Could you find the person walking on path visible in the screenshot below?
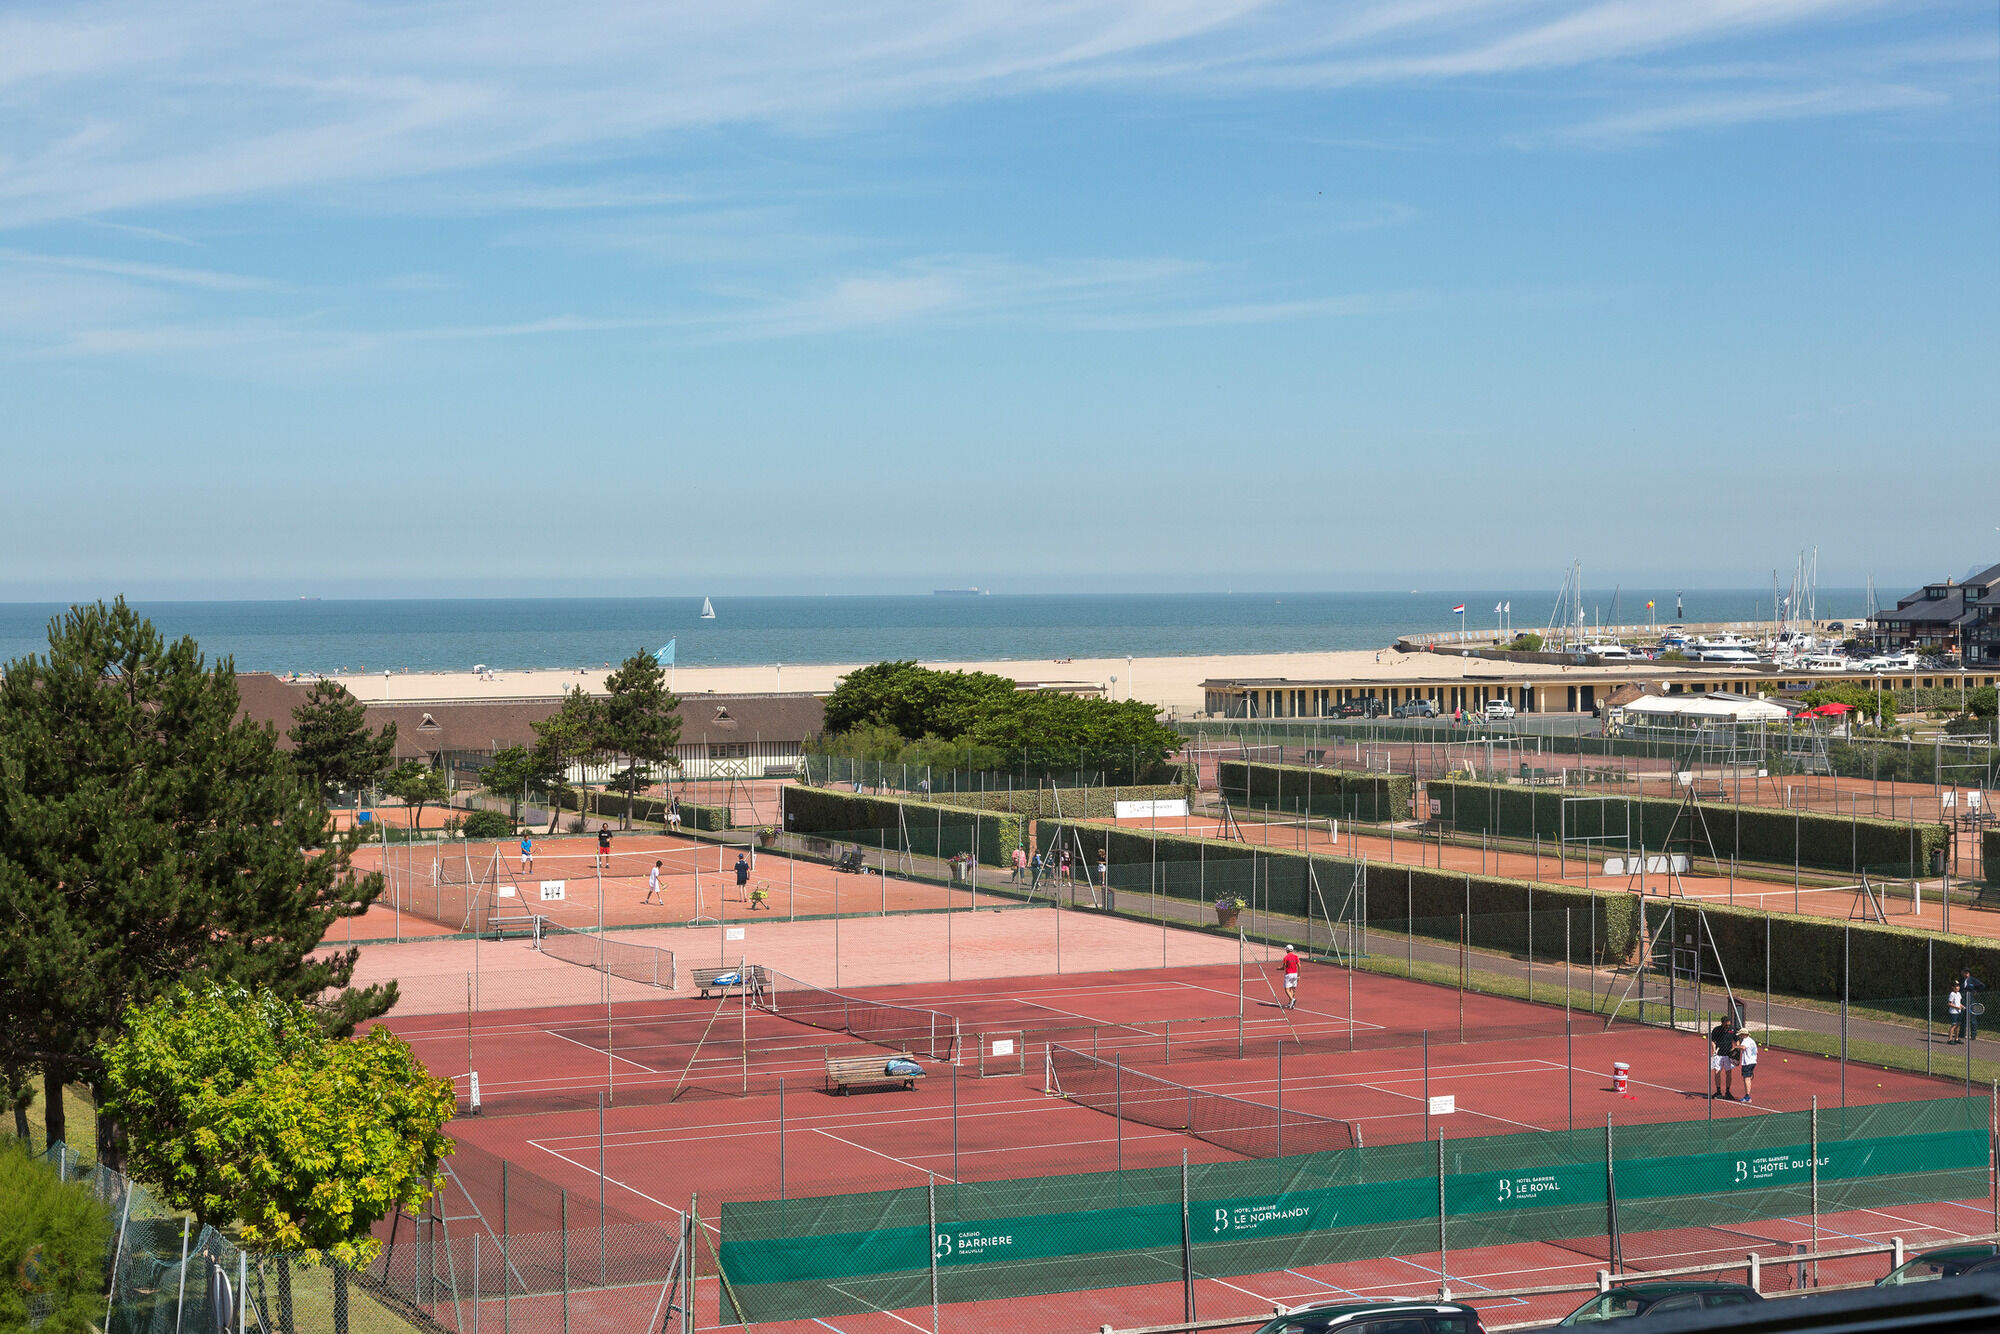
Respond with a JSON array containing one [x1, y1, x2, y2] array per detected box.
[[1096, 850, 1108, 897], [1059, 849, 1072, 885], [596, 824, 612, 871], [1279, 944, 1301, 1009], [1961, 968, 1986, 1042], [1709, 1016, 1739, 1099], [734, 852, 751, 900], [1012, 846, 1027, 885], [1949, 981, 1967, 1044], [667, 800, 682, 832], [519, 835, 534, 874], [1733, 1030, 1759, 1104], [643, 859, 663, 905], [1030, 850, 1045, 892]]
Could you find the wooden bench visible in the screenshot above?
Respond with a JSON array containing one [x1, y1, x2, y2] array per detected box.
[[825, 1051, 926, 1094], [489, 914, 542, 941], [692, 965, 770, 1000]]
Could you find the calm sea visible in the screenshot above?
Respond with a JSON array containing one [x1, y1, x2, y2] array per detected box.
[[0, 590, 1869, 675]]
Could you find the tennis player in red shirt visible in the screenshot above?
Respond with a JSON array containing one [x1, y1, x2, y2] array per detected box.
[[1279, 945, 1300, 1009]]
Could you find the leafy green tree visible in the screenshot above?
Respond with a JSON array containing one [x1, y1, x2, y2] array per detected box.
[[381, 759, 450, 834], [600, 649, 682, 828], [460, 809, 515, 839], [100, 984, 454, 1334], [531, 687, 604, 830], [1969, 686, 1998, 720], [481, 744, 549, 820], [287, 679, 397, 802], [0, 599, 392, 1156], [0, 1140, 112, 1334], [823, 661, 1017, 739], [1799, 682, 1893, 726], [1503, 632, 1545, 652]]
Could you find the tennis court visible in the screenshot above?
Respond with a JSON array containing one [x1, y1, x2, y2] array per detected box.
[[364, 907, 1994, 1334], [342, 829, 1018, 941]]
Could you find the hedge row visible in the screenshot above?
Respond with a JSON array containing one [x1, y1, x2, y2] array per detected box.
[[1041, 824, 1640, 968], [554, 789, 733, 830], [779, 786, 1024, 867], [919, 783, 1190, 820], [1218, 761, 1415, 822], [1424, 778, 1950, 876], [1640, 897, 2000, 1011], [1988, 827, 2000, 885]]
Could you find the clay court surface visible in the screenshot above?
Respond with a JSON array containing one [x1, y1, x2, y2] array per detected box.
[[334, 831, 1018, 944], [360, 907, 1990, 1333]]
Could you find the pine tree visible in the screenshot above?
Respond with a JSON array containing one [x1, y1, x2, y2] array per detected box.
[[0, 600, 394, 1158], [288, 678, 397, 802], [601, 649, 681, 828]]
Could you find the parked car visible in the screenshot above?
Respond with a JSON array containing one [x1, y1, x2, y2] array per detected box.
[[1395, 698, 1440, 719], [1878, 1243, 2000, 1286], [1547, 1281, 1762, 1325], [1482, 699, 1517, 720], [1337, 698, 1387, 718], [1251, 1299, 1485, 1334]]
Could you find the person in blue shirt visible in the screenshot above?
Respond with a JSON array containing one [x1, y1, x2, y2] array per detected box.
[[519, 835, 533, 873]]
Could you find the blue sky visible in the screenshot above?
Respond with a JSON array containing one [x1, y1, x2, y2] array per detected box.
[[2, 1, 1995, 598]]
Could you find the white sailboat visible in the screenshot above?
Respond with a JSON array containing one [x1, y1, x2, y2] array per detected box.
[[700, 597, 715, 620]]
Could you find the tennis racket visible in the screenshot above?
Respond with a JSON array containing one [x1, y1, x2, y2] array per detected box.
[[1971, 1002, 1986, 1016]]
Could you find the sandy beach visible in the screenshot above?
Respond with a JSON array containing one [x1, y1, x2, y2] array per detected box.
[[319, 646, 1650, 715]]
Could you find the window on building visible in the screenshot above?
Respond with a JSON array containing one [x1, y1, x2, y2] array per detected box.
[[710, 742, 751, 759]]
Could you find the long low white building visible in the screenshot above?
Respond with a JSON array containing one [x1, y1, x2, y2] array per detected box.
[[1610, 693, 1794, 726]]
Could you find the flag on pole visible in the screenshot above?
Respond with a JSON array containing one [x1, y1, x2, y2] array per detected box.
[[1646, 601, 1654, 610], [1503, 602, 1511, 614], [656, 639, 676, 665], [1494, 602, 1503, 614], [1452, 604, 1465, 616]]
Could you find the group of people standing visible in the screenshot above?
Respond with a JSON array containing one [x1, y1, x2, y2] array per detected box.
[[1707, 1013, 1760, 1104]]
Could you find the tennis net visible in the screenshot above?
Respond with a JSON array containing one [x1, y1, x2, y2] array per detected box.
[[760, 970, 958, 1060], [1045, 1044, 1363, 1156], [539, 923, 679, 992]]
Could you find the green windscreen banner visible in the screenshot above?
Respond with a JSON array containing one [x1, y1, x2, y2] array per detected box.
[[719, 1096, 1991, 1323]]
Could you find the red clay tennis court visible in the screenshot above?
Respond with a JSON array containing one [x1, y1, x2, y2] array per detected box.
[[366, 915, 1995, 1334]]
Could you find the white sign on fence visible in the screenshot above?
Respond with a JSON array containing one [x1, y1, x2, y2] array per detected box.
[[497, 886, 516, 898], [1114, 799, 1188, 820], [1428, 1095, 1455, 1115], [726, 927, 745, 941], [1429, 798, 1442, 818], [990, 1038, 1016, 1057], [469, 1071, 481, 1114], [539, 880, 566, 901]]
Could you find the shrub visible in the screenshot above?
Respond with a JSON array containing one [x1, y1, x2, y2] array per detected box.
[[0, 1142, 112, 1334], [460, 809, 515, 839]]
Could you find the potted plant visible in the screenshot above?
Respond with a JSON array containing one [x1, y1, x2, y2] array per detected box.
[[1214, 896, 1246, 927], [755, 825, 778, 848]]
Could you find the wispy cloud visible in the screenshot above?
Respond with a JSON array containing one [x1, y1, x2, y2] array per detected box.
[[1550, 81, 1944, 142], [0, 247, 281, 291], [0, 0, 1970, 228]]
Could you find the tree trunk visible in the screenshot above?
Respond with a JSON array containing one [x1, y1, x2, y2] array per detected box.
[[5, 1063, 29, 1140], [278, 1258, 297, 1334], [42, 1062, 65, 1147], [94, 1085, 127, 1172]]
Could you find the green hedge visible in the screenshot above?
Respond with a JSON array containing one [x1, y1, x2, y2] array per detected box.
[[922, 783, 1190, 820], [1218, 761, 1414, 822], [1987, 828, 2000, 885], [1641, 898, 2000, 1018], [553, 789, 733, 830], [1045, 825, 1639, 967], [780, 786, 1023, 867], [1424, 778, 1949, 876]]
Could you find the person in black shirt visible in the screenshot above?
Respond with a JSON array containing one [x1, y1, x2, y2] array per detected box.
[[1962, 969, 1986, 1042], [1709, 1017, 1739, 1100], [596, 824, 612, 870]]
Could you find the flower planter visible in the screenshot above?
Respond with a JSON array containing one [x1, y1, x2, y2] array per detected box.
[[1215, 903, 1241, 928]]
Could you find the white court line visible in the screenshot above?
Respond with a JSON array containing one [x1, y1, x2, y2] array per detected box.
[[823, 1286, 930, 1334], [543, 1025, 660, 1073], [813, 1126, 945, 1181], [526, 1140, 685, 1214]]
